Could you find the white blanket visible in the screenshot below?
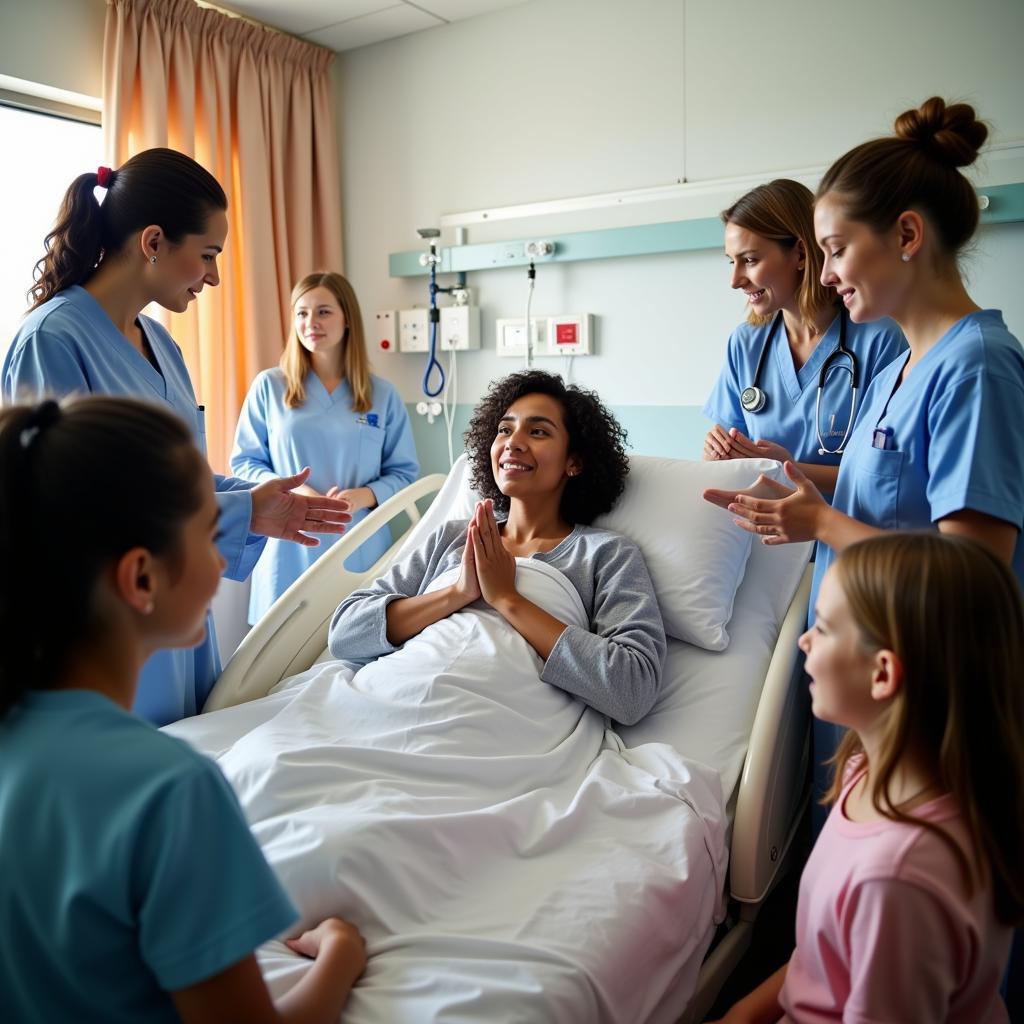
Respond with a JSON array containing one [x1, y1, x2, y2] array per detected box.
[[168, 559, 728, 1023]]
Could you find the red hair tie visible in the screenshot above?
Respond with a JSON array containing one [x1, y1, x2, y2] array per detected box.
[[96, 166, 112, 188]]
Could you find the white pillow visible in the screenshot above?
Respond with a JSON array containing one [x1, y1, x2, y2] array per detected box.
[[402, 453, 778, 652], [594, 455, 781, 651]]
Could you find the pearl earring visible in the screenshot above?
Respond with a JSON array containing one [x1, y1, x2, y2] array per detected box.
[[901, 253, 911, 263], [150, 255, 157, 264]]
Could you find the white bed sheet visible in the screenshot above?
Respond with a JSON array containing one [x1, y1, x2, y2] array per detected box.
[[170, 557, 729, 1023]]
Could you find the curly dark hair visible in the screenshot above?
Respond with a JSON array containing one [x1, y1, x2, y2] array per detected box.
[[463, 370, 629, 525]]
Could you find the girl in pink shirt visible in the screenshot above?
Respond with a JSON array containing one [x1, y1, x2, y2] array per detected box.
[[709, 532, 1024, 1023]]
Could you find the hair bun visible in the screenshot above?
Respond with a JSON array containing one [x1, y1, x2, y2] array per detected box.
[[894, 97, 988, 168]]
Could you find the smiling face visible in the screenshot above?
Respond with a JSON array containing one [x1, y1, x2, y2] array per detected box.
[[815, 192, 908, 323], [293, 286, 347, 357], [724, 222, 803, 318], [489, 392, 581, 504], [798, 567, 883, 731], [151, 208, 227, 314]]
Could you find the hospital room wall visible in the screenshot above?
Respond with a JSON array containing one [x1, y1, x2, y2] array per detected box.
[[337, 0, 1024, 475]]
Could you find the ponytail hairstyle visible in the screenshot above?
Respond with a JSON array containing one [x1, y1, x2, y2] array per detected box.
[[280, 272, 372, 413], [0, 396, 208, 717], [826, 533, 1024, 926], [721, 179, 837, 330], [816, 97, 988, 264], [29, 148, 227, 310]]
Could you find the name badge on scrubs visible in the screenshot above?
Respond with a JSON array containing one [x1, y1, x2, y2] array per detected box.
[[872, 426, 894, 450], [358, 412, 380, 428]]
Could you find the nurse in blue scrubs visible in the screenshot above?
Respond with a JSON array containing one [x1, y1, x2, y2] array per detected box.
[[704, 99, 1024, 845], [704, 179, 905, 494], [231, 271, 418, 624], [2, 149, 352, 725]]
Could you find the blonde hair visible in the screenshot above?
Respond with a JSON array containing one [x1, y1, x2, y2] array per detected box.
[[721, 179, 837, 331], [280, 272, 372, 412], [826, 533, 1024, 925]]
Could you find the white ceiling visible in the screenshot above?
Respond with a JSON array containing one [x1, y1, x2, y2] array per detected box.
[[212, 0, 530, 52]]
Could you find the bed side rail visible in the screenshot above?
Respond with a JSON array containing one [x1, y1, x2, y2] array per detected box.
[[204, 473, 447, 713], [729, 562, 812, 905]]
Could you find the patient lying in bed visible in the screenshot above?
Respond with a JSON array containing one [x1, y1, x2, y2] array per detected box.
[[168, 372, 724, 1023], [329, 370, 666, 725]]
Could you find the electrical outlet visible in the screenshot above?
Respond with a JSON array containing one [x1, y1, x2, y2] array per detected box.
[[496, 316, 548, 357]]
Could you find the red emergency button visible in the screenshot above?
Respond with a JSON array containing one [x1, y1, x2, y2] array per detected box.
[[380, 339, 391, 350], [555, 322, 578, 346]]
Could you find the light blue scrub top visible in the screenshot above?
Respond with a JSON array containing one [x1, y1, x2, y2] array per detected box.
[[231, 368, 419, 623], [704, 313, 906, 465], [810, 309, 1024, 616], [2, 286, 266, 724], [0, 689, 297, 1023]]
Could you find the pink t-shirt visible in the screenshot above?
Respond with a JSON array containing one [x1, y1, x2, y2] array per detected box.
[[779, 759, 1011, 1023]]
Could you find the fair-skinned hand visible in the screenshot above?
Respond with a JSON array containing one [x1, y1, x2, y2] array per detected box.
[[703, 424, 735, 460], [703, 461, 826, 545], [250, 467, 352, 545], [724, 427, 793, 464], [703, 425, 793, 464], [470, 499, 518, 606], [327, 485, 378, 513]]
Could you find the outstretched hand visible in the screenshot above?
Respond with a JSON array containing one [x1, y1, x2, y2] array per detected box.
[[470, 499, 518, 606], [250, 467, 353, 546], [702, 460, 826, 545]]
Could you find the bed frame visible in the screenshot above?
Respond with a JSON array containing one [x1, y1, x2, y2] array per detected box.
[[205, 473, 811, 1022]]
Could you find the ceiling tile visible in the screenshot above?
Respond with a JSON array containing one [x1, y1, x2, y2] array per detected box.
[[215, 0, 394, 37], [413, 0, 529, 22], [305, 5, 444, 51]]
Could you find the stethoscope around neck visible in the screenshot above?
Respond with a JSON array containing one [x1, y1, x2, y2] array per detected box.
[[739, 307, 860, 456]]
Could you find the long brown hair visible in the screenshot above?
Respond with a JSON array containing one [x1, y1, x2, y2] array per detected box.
[[280, 272, 372, 413], [29, 148, 227, 310], [816, 97, 988, 264], [826, 533, 1024, 925], [721, 178, 837, 330]]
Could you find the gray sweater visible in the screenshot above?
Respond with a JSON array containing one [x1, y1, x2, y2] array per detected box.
[[328, 519, 667, 725]]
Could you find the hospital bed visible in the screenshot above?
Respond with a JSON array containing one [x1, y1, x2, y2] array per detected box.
[[191, 454, 813, 1023]]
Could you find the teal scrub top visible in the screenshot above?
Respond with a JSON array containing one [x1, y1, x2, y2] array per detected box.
[[0, 689, 297, 1022]]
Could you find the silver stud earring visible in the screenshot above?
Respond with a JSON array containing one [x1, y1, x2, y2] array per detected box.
[[150, 255, 157, 264], [901, 253, 911, 263]]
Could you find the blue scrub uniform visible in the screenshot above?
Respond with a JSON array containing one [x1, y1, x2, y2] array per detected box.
[[2, 285, 266, 725], [810, 309, 1024, 826], [231, 368, 418, 623], [704, 314, 906, 464]]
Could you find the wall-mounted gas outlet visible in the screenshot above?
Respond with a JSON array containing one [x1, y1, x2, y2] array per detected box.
[[440, 306, 481, 351], [398, 309, 430, 353], [496, 316, 548, 357]]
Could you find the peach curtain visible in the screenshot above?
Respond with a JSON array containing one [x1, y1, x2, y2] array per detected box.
[[102, 0, 344, 471]]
